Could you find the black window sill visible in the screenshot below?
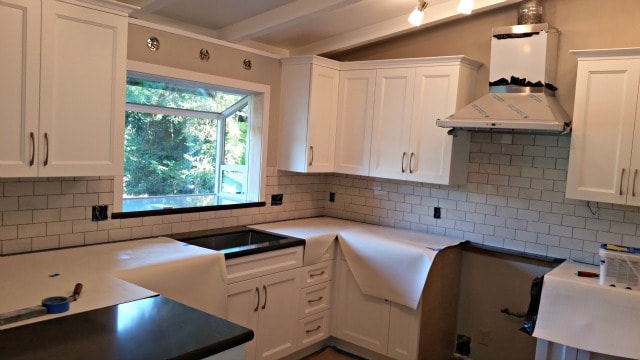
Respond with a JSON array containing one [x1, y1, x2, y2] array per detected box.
[[111, 201, 266, 219]]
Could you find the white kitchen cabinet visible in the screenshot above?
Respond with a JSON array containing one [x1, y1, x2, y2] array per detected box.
[[278, 57, 340, 173], [226, 247, 303, 360], [334, 69, 376, 175], [0, 0, 40, 177], [296, 244, 335, 351], [332, 258, 391, 355], [369, 67, 416, 180], [535, 340, 627, 360], [369, 60, 478, 184], [0, 0, 127, 177], [566, 48, 640, 205], [332, 246, 462, 360]]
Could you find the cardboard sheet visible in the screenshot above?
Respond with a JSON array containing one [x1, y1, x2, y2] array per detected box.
[[534, 260, 640, 359], [0, 237, 227, 329]]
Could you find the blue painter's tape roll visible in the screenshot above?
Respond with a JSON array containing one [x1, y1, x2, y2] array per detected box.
[[42, 296, 70, 314]]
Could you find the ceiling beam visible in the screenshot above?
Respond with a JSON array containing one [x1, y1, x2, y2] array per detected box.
[[291, 0, 521, 55], [217, 0, 362, 43], [130, 0, 181, 18]]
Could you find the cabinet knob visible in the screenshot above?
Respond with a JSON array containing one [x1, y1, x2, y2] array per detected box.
[[401, 152, 407, 173], [308, 146, 314, 167]]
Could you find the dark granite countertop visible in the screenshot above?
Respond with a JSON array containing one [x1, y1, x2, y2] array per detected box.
[[171, 226, 306, 259], [0, 295, 253, 360]]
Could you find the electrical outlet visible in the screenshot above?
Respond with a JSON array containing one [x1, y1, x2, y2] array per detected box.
[[477, 328, 490, 346], [91, 205, 109, 221], [329, 192, 335, 202], [271, 194, 283, 206]]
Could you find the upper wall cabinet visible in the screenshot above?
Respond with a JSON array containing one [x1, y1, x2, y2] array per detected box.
[[566, 48, 640, 205], [0, 0, 127, 177], [334, 69, 376, 176], [278, 56, 480, 185], [368, 59, 479, 184], [278, 57, 340, 173]]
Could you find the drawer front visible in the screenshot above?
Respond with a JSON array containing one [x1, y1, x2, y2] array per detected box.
[[226, 246, 303, 284], [301, 260, 333, 288], [297, 310, 331, 350], [299, 281, 331, 318]]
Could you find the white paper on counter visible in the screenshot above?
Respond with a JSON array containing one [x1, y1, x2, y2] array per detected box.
[[250, 217, 356, 265], [533, 260, 640, 359], [0, 237, 227, 329], [338, 227, 462, 309]]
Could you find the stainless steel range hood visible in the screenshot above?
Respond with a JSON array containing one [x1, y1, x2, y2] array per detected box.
[[436, 23, 571, 134]]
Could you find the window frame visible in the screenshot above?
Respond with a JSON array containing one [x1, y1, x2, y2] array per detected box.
[[112, 60, 270, 217]]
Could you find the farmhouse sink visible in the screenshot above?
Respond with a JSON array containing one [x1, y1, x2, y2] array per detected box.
[[175, 228, 305, 259]]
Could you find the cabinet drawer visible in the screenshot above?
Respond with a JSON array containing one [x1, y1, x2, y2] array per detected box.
[[299, 281, 331, 318], [226, 246, 303, 284], [301, 260, 333, 288], [297, 310, 331, 350]]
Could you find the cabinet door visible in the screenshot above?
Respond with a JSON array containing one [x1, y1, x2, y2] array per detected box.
[[627, 91, 640, 207], [306, 65, 339, 172], [388, 302, 420, 360], [332, 259, 390, 354], [39, 1, 126, 177], [227, 278, 261, 360], [0, 0, 40, 177], [369, 68, 415, 179], [408, 66, 470, 185], [334, 69, 376, 175], [255, 268, 301, 360], [566, 58, 640, 204]]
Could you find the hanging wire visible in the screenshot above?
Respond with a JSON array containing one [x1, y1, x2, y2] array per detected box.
[[586, 201, 598, 216]]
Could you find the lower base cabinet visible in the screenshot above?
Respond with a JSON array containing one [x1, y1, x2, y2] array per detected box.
[[332, 246, 462, 360], [332, 258, 414, 359], [226, 247, 303, 360]]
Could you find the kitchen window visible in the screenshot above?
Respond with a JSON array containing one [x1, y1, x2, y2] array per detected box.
[[113, 61, 270, 217]]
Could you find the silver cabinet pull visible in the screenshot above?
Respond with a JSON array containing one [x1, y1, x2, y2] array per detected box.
[[409, 152, 415, 173], [401, 152, 407, 173], [305, 325, 321, 334], [43, 133, 49, 166], [308, 146, 314, 166], [620, 168, 626, 195], [29, 132, 35, 166], [308, 296, 323, 304], [261, 285, 267, 310], [309, 270, 325, 278], [633, 169, 638, 197], [254, 287, 260, 312]]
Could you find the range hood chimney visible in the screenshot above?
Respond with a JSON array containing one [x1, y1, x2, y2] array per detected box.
[[436, 21, 572, 134]]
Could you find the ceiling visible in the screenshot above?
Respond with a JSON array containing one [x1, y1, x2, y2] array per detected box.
[[95, 0, 521, 56]]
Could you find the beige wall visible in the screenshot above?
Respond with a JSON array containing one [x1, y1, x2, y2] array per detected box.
[[329, 0, 640, 121], [127, 24, 282, 166]]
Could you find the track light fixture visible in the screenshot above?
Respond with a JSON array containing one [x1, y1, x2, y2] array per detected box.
[[407, 0, 428, 26], [457, 0, 474, 14]]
